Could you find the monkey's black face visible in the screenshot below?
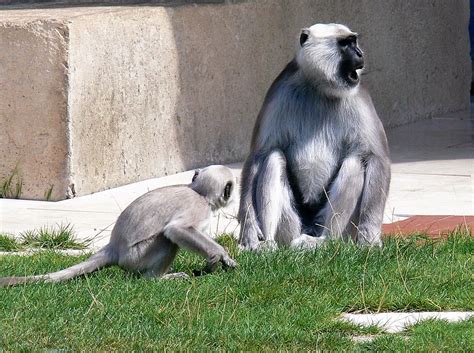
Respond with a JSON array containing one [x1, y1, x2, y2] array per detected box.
[[338, 35, 364, 86], [223, 182, 233, 201]]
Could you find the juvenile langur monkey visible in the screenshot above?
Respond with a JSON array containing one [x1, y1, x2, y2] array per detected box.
[[238, 23, 391, 250], [0, 165, 237, 287]]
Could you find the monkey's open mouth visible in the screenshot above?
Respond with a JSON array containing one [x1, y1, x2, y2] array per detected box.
[[348, 70, 359, 83]]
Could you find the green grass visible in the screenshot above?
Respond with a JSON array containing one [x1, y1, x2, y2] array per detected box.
[[43, 184, 54, 201], [0, 234, 23, 252], [0, 224, 87, 252], [0, 233, 472, 351], [360, 317, 474, 351], [0, 167, 22, 199], [1, 166, 54, 200]]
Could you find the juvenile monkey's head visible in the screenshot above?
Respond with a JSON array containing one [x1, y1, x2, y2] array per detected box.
[[296, 23, 364, 96], [190, 165, 236, 210]]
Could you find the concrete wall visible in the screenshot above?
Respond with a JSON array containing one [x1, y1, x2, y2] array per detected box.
[[0, 0, 224, 6], [0, 18, 71, 199], [0, 0, 470, 200]]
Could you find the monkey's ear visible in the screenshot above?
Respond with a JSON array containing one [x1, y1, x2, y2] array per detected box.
[[300, 29, 309, 46], [223, 182, 233, 201]]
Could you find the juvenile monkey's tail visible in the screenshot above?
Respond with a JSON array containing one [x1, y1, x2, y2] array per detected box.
[[0, 246, 116, 287]]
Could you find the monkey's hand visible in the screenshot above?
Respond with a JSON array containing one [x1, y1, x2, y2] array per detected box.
[[221, 254, 237, 270], [193, 252, 237, 276], [238, 221, 264, 251]]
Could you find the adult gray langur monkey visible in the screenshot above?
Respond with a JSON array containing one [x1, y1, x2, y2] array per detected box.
[[238, 23, 391, 251], [0, 165, 237, 287]]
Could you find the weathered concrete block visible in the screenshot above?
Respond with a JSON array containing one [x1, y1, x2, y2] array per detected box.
[[0, 1, 470, 200], [0, 18, 71, 200]]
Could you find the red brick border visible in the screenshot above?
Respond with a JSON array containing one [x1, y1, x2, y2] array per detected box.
[[382, 215, 474, 238]]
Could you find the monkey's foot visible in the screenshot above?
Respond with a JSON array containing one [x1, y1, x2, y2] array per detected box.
[[290, 234, 326, 250], [161, 272, 190, 280], [255, 240, 278, 252], [238, 239, 275, 252]]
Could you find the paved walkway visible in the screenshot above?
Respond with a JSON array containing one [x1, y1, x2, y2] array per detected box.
[[383, 215, 474, 237], [0, 109, 472, 249], [341, 312, 473, 334]]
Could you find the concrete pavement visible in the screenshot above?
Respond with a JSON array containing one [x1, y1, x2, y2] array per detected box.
[[0, 109, 472, 250], [341, 312, 473, 334]]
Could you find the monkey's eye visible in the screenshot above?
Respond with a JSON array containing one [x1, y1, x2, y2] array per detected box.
[[300, 30, 309, 46], [338, 35, 357, 47], [223, 182, 233, 200], [192, 170, 199, 182]]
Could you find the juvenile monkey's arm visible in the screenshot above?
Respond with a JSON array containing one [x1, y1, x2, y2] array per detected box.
[[163, 225, 237, 274]]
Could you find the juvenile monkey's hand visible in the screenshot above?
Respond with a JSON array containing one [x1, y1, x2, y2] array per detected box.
[[221, 254, 237, 270], [193, 252, 237, 276]]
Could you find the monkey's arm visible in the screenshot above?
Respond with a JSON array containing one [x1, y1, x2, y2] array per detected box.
[[357, 154, 391, 245], [163, 225, 237, 274], [238, 155, 265, 250]]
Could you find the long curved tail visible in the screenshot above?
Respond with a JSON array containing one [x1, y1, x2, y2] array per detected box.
[[0, 246, 116, 287]]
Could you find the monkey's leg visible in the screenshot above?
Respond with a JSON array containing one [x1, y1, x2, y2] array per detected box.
[[255, 149, 302, 248], [356, 155, 391, 246], [163, 225, 237, 275], [319, 156, 365, 240], [138, 238, 181, 278]]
